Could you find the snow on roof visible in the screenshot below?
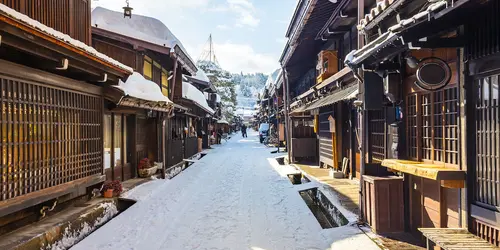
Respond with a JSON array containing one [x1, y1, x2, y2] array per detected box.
[[182, 81, 215, 115], [115, 72, 172, 103], [0, 4, 133, 73], [192, 68, 210, 83], [217, 119, 229, 124], [91, 7, 194, 67]]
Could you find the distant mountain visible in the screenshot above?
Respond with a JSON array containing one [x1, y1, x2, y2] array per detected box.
[[197, 60, 270, 120]]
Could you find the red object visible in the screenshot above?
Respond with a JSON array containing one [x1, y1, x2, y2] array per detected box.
[[102, 180, 123, 196], [138, 158, 150, 170], [104, 189, 114, 198]]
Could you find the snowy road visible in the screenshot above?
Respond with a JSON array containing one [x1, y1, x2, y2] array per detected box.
[[73, 132, 380, 250]]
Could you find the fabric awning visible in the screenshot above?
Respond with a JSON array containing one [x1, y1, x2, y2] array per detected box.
[[300, 84, 358, 112]]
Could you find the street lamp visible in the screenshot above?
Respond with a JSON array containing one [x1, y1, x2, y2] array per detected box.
[[123, 0, 133, 18]]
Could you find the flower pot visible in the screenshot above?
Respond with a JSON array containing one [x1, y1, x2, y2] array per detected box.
[[104, 189, 114, 198], [138, 165, 158, 178]]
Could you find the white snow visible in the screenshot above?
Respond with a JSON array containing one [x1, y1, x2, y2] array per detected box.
[[182, 81, 215, 114], [48, 202, 119, 250], [73, 132, 380, 250], [91, 7, 194, 66], [0, 4, 133, 73], [115, 72, 172, 104], [188, 68, 211, 83]]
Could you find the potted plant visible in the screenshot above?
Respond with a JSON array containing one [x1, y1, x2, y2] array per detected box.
[[102, 180, 123, 198], [138, 158, 158, 178]]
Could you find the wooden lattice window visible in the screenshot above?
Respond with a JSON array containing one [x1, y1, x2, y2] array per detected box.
[[0, 77, 103, 201], [475, 75, 500, 207], [405, 87, 459, 165], [407, 94, 418, 159], [369, 109, 385, 163]]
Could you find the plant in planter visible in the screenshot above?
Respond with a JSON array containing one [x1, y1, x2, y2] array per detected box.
[[102, 180, 123, 198], [138, 158, 158, 178]]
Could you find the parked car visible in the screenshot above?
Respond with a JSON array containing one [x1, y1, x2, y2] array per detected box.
[[259, 123, 270, 143]]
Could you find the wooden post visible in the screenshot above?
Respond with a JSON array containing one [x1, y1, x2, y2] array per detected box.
[[358, 0, 366, 222], [283, 67, 291, 160], [161, 117, 166, 179], [170, 57, 178, 101]]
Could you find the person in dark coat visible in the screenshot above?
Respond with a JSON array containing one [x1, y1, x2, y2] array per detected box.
[[241, 124, 247, 138]]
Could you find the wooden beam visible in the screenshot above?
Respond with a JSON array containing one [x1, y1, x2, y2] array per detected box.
[[0, 15, 130, 76], [0, 175, 105, 218]]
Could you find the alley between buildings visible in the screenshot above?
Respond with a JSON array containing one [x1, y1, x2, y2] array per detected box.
[[72, 131, 379, 250]]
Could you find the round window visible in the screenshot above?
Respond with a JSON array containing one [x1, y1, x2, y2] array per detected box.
[[415, 57, 451, 91]]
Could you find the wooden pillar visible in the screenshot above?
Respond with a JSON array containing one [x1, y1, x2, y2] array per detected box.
[[170, 57, 178, 101], [358, 0, 366, 222]]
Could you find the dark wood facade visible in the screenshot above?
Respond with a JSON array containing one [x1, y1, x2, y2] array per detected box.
[[0, 0, 92, 45], [0, 1, 130, 231]]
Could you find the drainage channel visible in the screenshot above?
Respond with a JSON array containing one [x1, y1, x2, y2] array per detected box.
[[1, 197, 137, 250], [299, 188, 348, 229]]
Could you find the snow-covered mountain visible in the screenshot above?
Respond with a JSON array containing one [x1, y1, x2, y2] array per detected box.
[[197, 60, 269, 120]]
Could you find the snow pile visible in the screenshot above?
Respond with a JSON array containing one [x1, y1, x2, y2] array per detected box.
[[0, 4, 132, 73], [48, 202, 119, 250], [188, 68, 210, 83], [91, 7, 194, 64], [121, 180, 166, 201], [116, 72, 172, 103], [182, 81, 215, 114]]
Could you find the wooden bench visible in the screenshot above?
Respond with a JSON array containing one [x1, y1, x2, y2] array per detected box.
[[419, 228, 499, 250]]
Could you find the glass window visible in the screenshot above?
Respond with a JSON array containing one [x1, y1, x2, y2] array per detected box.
[[104, 114, 112, 169], [161, 69, 169, 97], [143, 56, 152, 79], [114, 116, 122, 168]]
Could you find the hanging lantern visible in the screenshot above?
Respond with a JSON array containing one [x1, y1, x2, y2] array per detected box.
[[123, 0, 133, 18]]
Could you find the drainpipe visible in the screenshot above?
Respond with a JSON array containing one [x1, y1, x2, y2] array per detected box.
[[357, 0, 366, 223]]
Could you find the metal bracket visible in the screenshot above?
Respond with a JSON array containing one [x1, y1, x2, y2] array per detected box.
[[98, 73, 108, 83], [56, 58, 69, 70]]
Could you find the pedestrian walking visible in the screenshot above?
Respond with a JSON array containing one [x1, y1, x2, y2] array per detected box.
[[241, 124, 247, 138]]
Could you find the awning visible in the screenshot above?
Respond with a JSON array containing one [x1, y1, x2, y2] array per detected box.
[[182, 81, 215, 115], [381, 159, 466, 188], [345, 0, 449, 67], [292, 84, 358, 113], [112, 72, 173, 112]]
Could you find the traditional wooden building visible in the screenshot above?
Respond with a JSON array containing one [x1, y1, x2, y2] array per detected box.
[[280, 0, 364, 178], [90, 7, 198, 178], [0, 2, 133, 232], [345, 0, 500, 248]]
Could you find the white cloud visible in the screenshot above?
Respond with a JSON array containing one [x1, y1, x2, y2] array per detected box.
[[215, 42, 278, 73], [275, 38, 287, 44], [207, 0, 260, 28], [217, 24, 230, 30]]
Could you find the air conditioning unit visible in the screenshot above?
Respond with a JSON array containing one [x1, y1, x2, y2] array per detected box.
[[316, 50, 338, 84]]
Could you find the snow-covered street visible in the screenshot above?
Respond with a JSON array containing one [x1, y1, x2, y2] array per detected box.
[[73, 132, 380, 250]]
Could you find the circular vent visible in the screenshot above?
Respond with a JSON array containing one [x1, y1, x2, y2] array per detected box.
[[415, 57, 451, 91]]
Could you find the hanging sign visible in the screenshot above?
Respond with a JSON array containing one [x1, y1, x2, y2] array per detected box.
[[328, 115, 336, 133]]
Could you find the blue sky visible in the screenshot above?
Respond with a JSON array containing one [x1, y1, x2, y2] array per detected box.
[[92, 0, 297, 74]]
